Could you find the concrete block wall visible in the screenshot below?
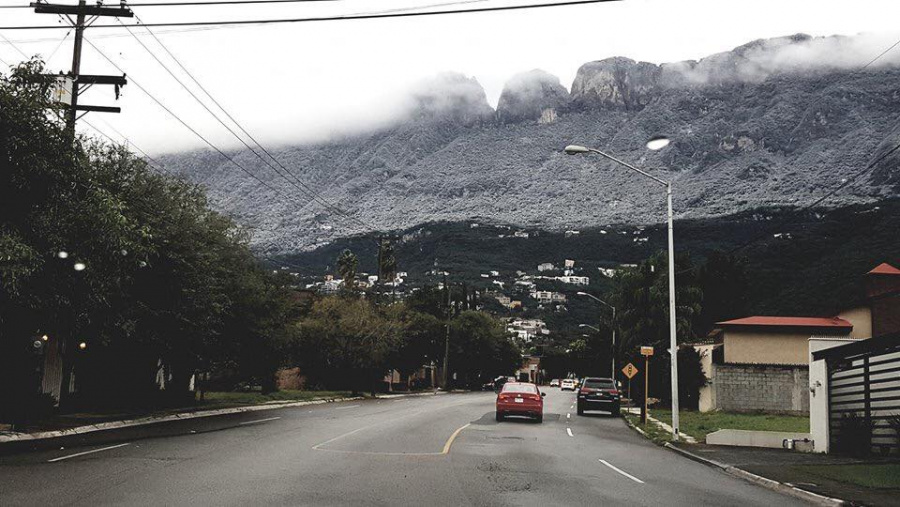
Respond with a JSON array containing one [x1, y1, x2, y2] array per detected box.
[[715, 364, 809, 414]]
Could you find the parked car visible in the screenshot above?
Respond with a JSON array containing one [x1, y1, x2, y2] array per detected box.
[[549, 379, 560, 387], [495, 382, 545, 422], [576, 377, 621, 415], [560, 379, 576, 391]]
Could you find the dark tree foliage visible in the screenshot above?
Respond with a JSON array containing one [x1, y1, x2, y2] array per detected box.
[[698, 251, 749, 335], [0, 61, 293, 420]]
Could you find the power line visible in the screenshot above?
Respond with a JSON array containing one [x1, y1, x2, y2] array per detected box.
[[118, 15, 379, 235], [0, 0, 622, 29], [81, 35, 324, 217], [0, 0, 340, 7]]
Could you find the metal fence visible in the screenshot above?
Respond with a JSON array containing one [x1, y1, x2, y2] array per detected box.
[[813, 332, 900, 455]]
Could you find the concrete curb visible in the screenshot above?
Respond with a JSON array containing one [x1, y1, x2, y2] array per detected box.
[[663, 443, 846, 506], [0, 396, 365, 444]]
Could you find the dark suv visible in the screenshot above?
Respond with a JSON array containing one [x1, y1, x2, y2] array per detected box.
[[576, 377, 620, 416]]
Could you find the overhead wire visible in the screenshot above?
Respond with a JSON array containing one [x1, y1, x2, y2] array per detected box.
[[0, 0, 341, 7], [0, 0, 623, 30], [117, 15, 380, 239]]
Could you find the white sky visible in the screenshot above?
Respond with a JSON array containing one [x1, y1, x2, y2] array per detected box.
[[2, 0, 900, 154]]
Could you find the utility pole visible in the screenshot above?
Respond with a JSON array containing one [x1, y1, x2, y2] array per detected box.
[[442, 274, 451, 390], [31, 0, 132, 137]]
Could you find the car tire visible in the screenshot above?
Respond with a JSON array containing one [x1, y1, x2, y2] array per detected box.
[[577, 404, 584, 416], [495, 411, 503, 422], [535, 414, 543, 423], [611, 404, 620, 416]]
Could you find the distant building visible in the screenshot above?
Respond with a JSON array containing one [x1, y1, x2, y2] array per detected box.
[[564, 259, 575, 268], [489, 270, 500, 277], [598, 267, 617, 278], [530, 291, 566, 304], [537, 263, 555, 272], [513, 231, 530, 239], [556, 275, 589, 286], [507, 318, 549, 343]]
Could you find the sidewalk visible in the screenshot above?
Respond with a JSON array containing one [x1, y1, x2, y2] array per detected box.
[[671, 443, 900, 506]]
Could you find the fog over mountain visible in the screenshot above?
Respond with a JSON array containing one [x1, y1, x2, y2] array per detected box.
[[161, 33, 900, 254]]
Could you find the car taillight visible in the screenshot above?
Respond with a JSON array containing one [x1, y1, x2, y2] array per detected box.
[[580, 388, 594, 394], [608, 389, 619, 395]]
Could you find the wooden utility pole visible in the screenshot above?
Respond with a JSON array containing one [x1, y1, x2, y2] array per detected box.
[[31, 1, 132, 136], [442, 274, 451, 389]]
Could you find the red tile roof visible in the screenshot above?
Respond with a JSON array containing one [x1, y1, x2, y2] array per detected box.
[[869, 263, 900, 275], [717, 316, 853, 329]]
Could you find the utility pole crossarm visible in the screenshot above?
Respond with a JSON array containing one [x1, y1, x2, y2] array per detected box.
[[32, 0, 133, 134], [31, 3, 134, 17]]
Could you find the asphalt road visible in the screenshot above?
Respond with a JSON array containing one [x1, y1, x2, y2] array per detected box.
[[0, 390, 808, 506]]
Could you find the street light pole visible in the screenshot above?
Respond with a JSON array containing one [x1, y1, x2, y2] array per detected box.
[[665, 182, 680, 439], [566, 139, 680, 440]]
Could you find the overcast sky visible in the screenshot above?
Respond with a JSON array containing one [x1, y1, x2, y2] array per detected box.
[[2, 0, 900, 154]]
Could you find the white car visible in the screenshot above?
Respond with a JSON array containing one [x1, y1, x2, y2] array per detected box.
[[549, 379, 560, 387], [560, 379, 576, 391]]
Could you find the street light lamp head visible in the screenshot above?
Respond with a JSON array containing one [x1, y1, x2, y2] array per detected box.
[[78, 341, 87, 350], [578, 324, 589, 328], [564, 144, 590, 155], [57, 251, 69, 259], [646, 136, 671, 151], [73, 262, 86, 271]]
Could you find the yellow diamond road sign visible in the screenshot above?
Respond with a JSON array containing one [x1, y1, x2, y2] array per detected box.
[[622, 363, 639, 379]]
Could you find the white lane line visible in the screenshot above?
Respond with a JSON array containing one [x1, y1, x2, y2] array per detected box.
[[334, 404, 360, 410], [47, 443, 130, 463], [566, 428, 574, 437], [599, 459, 645, 484], [566, 413, 571, 419], [238, 416, 281, 426]]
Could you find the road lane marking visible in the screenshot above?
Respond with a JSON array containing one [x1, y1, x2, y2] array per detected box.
[[442, 423, 471, 454], [599, 459, 645, 484], [566, 413, 571, 419], [334, 405, 360, 410], [566, 428, 573, 437], [47, 443, 130, 463], [238, 416, 281, 426]]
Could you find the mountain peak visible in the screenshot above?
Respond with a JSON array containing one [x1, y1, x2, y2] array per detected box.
[[496, 69, 569, 124], [406, 72, 494, 125]]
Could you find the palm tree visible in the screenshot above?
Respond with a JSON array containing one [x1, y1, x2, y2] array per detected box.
[[336, 249, 358, 290]]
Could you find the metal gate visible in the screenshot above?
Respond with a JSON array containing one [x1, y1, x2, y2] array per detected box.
[[813, 333, 900, 454]]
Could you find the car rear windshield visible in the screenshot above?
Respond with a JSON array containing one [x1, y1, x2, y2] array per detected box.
[[502, 383, 537, 393], [583, 379, 615, 389]]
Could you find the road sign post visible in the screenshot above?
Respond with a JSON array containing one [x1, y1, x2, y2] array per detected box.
[[621, 363, 638, 408], [640, 347, 653, 424]]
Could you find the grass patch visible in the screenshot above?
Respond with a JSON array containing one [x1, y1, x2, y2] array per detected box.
[[650, 409, 809, 441], [199, 390, 353, 407], [796, 464, 900, 489], [623, 411, 674, 444]]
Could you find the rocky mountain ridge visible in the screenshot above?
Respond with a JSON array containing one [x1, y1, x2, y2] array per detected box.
[[161, 34, 900, 253]]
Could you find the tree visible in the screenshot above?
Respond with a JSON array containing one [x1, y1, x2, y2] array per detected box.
[[292, 297, 403, 394], [0, 61, 294, 419], [698, 251, 749, 335], [445, 311, 521, 388], [336, 249, 358, 291]]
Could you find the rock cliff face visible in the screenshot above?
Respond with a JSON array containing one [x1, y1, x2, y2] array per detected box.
[[161, 34, 900, 253], [571, 57, 661, 111], [496, 69, 570, 123]]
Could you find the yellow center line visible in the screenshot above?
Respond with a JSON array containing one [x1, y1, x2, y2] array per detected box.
[[441, 423, 471, 454]]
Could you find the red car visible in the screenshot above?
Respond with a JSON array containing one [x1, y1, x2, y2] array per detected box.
[[495, 382, 545, 423]]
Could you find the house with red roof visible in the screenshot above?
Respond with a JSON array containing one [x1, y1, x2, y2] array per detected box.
[[697, 262, 900, 415]]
